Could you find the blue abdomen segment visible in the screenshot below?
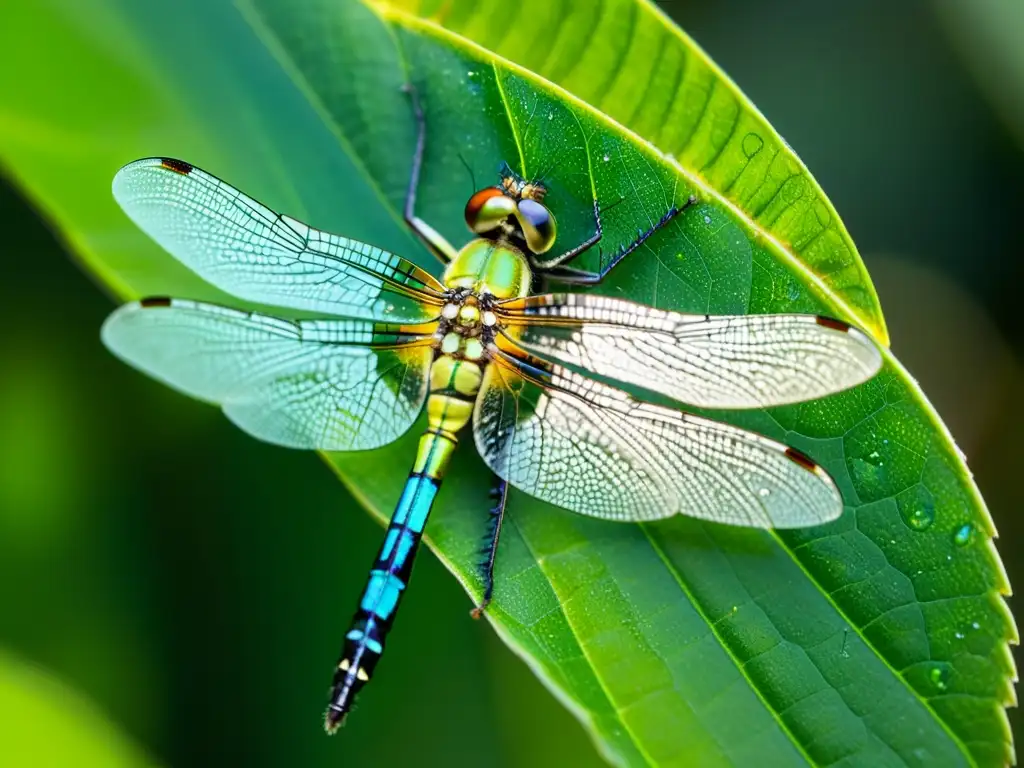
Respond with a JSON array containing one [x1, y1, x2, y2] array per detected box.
[[325, 472, 439, 731]]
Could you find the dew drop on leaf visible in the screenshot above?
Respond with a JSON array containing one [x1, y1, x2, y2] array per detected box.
[[953, 523, 974, 547], [929, 664, 950, 691], [897, 487, 935, 532]]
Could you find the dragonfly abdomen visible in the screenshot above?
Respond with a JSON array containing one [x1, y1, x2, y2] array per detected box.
[[325, 353, 485, 732], [325, 471, 439, 732]]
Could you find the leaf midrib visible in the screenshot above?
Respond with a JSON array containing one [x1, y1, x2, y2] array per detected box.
[[509, 511, 655, 768], [638, 523, 814, 766]]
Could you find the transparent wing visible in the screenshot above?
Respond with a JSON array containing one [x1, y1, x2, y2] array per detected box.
[[113, 158, 446, 322], [473, 347, 842, 527], [102, 298, 434, 451], [497, 293, 881, 409]]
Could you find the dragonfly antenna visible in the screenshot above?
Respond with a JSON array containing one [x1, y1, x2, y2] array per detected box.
[[457, 153, 478, 194]]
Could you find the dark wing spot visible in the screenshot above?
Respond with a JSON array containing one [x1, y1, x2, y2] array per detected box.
[[159, 158, 193, 175], [140, 296, 172, 308], [815, 315, 851, 333], [785, 446, 819, 473]]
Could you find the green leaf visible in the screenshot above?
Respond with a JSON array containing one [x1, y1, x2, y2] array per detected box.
[[372, 0, 889, 346], [0, 1, 1014, 766], [0, 648, 154, 767]]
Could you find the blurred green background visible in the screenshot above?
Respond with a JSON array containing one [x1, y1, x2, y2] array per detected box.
[[0, 0, 1021, 765]]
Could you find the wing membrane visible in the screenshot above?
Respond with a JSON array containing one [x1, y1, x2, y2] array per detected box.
[[498, 293, 881, 408], [102, 299, 434, 451], [113, 158, 446, 322], [473, 346, 842, 528]]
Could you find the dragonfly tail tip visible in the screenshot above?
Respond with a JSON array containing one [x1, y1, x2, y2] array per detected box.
[[323, 706, 347, 735]]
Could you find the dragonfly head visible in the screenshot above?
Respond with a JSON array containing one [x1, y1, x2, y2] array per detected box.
[[463, 165, 557, 255]]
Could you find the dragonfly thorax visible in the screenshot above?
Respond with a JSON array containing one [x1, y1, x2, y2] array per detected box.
[[442, 239, 532, 299]]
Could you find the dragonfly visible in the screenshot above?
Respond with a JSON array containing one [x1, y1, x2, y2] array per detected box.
[[101, 91, 882, 733]]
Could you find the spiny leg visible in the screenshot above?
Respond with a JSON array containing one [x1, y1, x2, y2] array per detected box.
[[402, 82, 458, 264], [470, 475, 510, 619], [544, 195, 698, 286]]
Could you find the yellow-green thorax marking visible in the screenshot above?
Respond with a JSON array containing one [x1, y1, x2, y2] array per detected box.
[[443, 239, 533, 298]]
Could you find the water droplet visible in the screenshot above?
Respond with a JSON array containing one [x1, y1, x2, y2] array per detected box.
[[758, 488, 771, 497], [602, 154, 610, 162], [547, 112, 553, 121], [897, 488, 935, 532], [929, 664, 950, 691], [703, 215, 712, 225], [955, 631, 965, 640], [741, 132, 763, 158], [971, 621, 980, 630], [953, 523, 974, 547]]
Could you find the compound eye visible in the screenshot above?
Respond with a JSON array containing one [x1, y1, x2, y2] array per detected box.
[[515, 199, 557, 254], [465, 188, 516, 234]]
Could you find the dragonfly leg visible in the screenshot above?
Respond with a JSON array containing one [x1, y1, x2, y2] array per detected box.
[[530, 199, 602, 271], [402, 82, 458, 264], [544, 195, 698, 285], [470, 475, 510, 619]]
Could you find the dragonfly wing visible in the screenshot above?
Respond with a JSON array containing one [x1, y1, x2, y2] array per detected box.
[[497, 294, 881, 408], [473, 348, 842, 528], [102, 299, 434, 451], [113, 158, 446, 322]]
